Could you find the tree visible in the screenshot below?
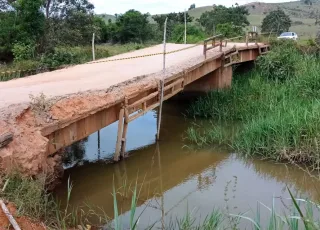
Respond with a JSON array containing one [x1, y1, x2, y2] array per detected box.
[[152, 12, 193, 40], [44, 0, 94, 19], [14, 0, 45, 41], [303, 0, 312, 5], [171, 24, 205, 43], [216, 23, 244, 37], [261, 9, 291, 34], [113, 10, 153, 43], [0, 11, 16, 61], [189, 4, 196, 10], [198, 5, 249, 35]]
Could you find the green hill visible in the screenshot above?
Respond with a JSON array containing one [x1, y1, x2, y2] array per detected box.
[[97, 1, 319, 39], [187, 1, 319, 38], [98, 14, 116, 23]]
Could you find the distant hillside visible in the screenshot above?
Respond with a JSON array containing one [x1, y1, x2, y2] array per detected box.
[[97, 1, 319, 38], [187, 1, 319, 38], [98, 14, 116, 23]]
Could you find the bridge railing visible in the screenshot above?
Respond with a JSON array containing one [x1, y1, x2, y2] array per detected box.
[[203, 31, 274, 58], [246, 31, 259, 46], [203, 34, 223, 58]]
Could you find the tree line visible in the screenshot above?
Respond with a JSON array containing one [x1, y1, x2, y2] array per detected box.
[[0, 0, 293, 66]]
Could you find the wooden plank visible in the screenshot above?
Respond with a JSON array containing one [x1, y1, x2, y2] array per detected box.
[[128, 91, 158, 109], [0, 132, 13, 149], [128, 102, 161, 123], [114, 108, 124, 161], [163, 78, 184, 91], [41, 97, 124, 136], [114, 109, 124, 161]]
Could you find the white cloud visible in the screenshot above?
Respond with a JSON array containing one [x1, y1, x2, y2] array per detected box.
[[90, 0, 294, 15]]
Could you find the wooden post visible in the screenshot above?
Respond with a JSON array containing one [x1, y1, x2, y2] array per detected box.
[[120, 98, 129, 158], [114, 108, 124, 161], [219, 38, 223, 52], [246, 33, 249, 46], [0, 132, 13, 149], [184, 9, 187, 44], [92, 33, 96, 61], [0, 200, 21, 230], [97, 130, 100, 160], [157, 17, 168, 141], [203, 41, 207, 58]]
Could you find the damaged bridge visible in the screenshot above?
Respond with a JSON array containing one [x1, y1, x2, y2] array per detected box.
[[0, 34, 270, 175]]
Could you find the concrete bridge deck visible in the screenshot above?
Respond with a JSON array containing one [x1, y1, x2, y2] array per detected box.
[[0, 42, 270, 175]]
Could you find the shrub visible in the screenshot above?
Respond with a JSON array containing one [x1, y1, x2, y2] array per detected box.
[[216, 23, 244, 38], [170, 24, 206, 43], [12, 42, 36, 61], [256, 40, 300, 81], [41, 50, 79, 68]]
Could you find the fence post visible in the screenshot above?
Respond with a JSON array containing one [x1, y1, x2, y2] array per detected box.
[[156, 17, 168, 141], [246, 33, 249, 46], [184, 9, 187, 44], [92, 33, 95, 61]]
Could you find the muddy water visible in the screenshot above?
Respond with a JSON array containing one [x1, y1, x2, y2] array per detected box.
[[54, 101, 320, 229]]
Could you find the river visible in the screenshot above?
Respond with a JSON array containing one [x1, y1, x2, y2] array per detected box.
[[54, 100, 320, 229]]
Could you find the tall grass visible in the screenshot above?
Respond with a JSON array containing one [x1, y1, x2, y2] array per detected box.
[[186, 41, 320, 168], [0, 172, 108, 229], [110, 182, 320, 230]]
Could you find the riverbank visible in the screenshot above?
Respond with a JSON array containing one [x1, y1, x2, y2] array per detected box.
[[2, 100, 320, 229], [186, 40, 320, 169]]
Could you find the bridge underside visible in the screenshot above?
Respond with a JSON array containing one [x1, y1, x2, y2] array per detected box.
[[42, 46, 267, 161]]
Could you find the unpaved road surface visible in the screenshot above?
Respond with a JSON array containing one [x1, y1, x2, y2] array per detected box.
[[0, 43, 251, 109]]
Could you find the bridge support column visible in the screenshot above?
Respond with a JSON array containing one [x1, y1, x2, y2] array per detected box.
[[183, 66, 233, 94]]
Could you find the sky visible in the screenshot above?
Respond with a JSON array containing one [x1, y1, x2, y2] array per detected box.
[[90, 0, 295, 15]]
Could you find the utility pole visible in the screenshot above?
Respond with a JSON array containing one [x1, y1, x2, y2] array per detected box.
[[157, 17, 168, 141], [184, 9, 187, 44]]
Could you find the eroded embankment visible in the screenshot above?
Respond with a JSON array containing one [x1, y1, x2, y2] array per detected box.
[[0, 75, 158, 177]]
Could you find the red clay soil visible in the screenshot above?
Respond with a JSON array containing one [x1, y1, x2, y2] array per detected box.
[[0, 202, 45, 230], [0, 75, 158, 176]]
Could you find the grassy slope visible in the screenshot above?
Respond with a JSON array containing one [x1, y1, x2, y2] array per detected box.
[[188, 1, 319, 39]]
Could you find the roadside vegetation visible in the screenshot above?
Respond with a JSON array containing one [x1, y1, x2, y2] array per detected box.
[[186, 40, 320, 171], [0, 0, 255, 82]]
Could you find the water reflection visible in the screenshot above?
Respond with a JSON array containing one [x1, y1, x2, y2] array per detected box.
[[55, 102, 320, 228]]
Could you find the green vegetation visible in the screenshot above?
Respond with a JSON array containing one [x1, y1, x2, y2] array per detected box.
[[0, 0, 255, 81], [187, 1, 320, 39], [262, 9, 292, 34], [198, 5, 249, 36], [186, 40, 320, 169], [0, 172, 108, 229]]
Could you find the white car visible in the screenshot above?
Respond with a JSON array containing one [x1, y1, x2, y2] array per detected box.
[[277, 32, 298, 40]]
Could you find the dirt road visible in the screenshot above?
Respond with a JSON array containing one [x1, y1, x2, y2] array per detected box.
[[0, 43, 245, 109]]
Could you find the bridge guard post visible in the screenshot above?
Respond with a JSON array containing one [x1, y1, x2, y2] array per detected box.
[[114, 106, 125, 161], [120, 98, 129, 158]]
